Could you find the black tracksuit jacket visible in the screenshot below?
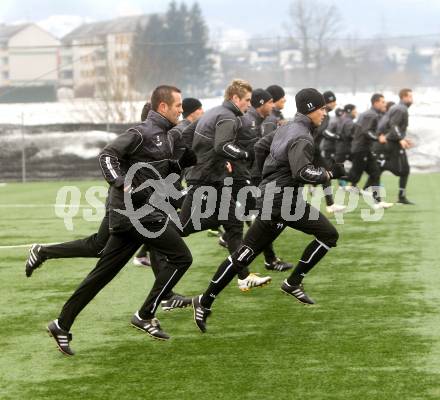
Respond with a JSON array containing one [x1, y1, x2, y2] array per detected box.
[[351, 107, 382, 154], [99, 110, 188, 232], [186, 100, 249, 184], [256, 113, 330, 215]]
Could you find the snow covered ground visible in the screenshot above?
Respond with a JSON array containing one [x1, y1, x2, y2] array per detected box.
[[0, 88, 439, 172]]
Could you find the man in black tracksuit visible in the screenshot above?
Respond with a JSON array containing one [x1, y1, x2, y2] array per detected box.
[[347, 93, 393, 208], [227, 88, 293, 272], [46, 86, 196, 355], [192, 88, 344, 332], [180, 79, 271, 291], [335, 104, 356, 164], [25, 100, 197, 312], [262, 84, 287, 134], [320, 107, 343, 161], [373, 89, 414, 204], [312, 90, 346, 213]]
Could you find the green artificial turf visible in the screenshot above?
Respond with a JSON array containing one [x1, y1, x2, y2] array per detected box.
[[0, 173, 439, 399]]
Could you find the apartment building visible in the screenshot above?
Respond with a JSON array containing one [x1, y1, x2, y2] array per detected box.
[[61, 15, 150, 97], [0, 23, 60, 101]]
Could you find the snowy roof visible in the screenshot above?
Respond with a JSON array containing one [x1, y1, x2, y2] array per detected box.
[[0, 23, 32, 44], [62, 15, 151, 43]]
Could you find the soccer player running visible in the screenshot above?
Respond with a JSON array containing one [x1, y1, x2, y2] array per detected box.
[[320, 107, 343, 162], [179, 80, 271, 292], [46, 86, 196, 355], [335, 104, 356, 188], [347, 93, 393, 209], [219, 88, 293, 272], [192, 88, 343, 332], [373, 88, 415, 204], [25, 98, 200, 313], [262, 84, 288, 133]]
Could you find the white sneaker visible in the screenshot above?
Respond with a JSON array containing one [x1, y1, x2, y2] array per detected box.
[[326, 204, 347, 213], [373, 201, 394, 209], [133, 256, 151, 267], [238, 273, 272, 292]]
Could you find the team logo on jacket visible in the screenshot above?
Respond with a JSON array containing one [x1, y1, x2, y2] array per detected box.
[[153, 135, 163, 146]]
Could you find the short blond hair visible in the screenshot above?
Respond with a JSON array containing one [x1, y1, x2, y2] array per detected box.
[[224, 79, 252, 101]]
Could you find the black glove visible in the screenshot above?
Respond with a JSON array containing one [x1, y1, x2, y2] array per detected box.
[[179, 148, 197, 169], [328, 163, 347, 179]]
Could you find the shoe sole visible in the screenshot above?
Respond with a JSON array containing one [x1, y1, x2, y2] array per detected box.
[[46, 326, 74, 357], [264, 266, 293, 272], [130, 323, 170, 341], [280, 287, 315, 306], [239, 278, 272, 292]]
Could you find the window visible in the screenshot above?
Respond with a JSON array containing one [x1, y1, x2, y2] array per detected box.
[[61, 71, 73, 79]]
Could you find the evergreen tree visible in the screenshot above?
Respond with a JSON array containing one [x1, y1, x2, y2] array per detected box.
[[129, 14, 166, 95], [128, 1, 213, 96], [187, 2, 213, 95]]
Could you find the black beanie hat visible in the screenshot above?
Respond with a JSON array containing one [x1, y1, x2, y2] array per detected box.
[[295, 88, 326, 115], [266, 85, 285, 102], [344, 104, 356, 113], [182, 98, 202, 118], [251, 88, 272, 108], [335, 107, 344, 117], [323, 90, 336, 104]]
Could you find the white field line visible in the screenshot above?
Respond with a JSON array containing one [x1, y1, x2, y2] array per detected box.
[[0, 242, 59, 250], [0, 204, 105, 208]]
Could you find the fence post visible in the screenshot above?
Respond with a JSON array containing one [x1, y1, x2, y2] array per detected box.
[[21, 112, 26, 183]]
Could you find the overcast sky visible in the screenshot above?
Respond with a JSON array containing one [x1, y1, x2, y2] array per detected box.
[[1, 0, 440, 40]]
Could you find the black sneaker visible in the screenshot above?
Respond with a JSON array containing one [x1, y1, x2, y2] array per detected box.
[[265, 258, 293, 272], [218, 236, 228, 249], [192, 295, 211, 333], [47, 319, 74, 356], [130, 312, 170, 340], [397, 197, 415, 205], [25, 244, 45, 277], [161, 293, 192, 311], [280, 280, 315, 305]]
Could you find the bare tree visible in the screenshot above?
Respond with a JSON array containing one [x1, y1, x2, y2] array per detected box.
[[313, 3, 342, 82], [288, 0, 313, 74], [287, 0, 342, 85]]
